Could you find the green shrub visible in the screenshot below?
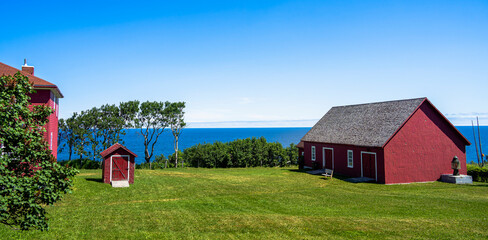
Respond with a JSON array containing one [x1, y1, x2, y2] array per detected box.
[[467, 164, 488, 182], [182, 137, 299, 168], [58, 159, 101, 169]]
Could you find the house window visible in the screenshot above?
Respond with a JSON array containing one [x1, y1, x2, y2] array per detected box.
[[50, 132, 53, 150], [347, 150, 353, 168], [311, 146, 316, 161]]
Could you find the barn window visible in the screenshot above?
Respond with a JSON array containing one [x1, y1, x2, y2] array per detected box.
[[311, 146, 316, 161], [347, 150, 353, 168]]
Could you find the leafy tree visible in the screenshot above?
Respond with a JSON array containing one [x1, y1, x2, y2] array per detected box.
[[58, 113, 81, 162], [119, 100, 140, 129], [97, 104, 125, 151], [73, 111, 90, 160], [0, 73, 77, 230], [83, 107, 101, 161], [168, 102, 186, 168], [134, 101, 169, 168]]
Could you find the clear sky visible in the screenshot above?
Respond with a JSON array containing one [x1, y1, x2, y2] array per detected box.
[[1, 0, 487, 127]]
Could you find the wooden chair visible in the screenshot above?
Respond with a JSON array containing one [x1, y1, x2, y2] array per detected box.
[[322, 169, 333, 179]]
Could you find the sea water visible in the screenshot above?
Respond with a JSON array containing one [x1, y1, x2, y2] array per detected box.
[[457, 126, 488, 164], [57, 128, 311, 164], [57, 126, 487, 165]]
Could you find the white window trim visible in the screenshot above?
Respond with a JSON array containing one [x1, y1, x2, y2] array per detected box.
[[322, 147, 334, 169], [360, 151, 378, 182], [311, 146, 316, 161], [347, 150, 353, 168]]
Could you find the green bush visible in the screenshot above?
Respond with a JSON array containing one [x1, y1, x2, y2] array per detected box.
[[182, 137, 299, 168], [58, 159, 101, 169], [467, 164, 488, 182]]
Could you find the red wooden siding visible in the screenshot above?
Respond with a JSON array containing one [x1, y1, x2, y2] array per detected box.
[[112, 156, 129, 181], [303, 142, 386, 183], [383, 101, 467, 184], [102, 147, 136, 184], [27, 89, 59, 158]]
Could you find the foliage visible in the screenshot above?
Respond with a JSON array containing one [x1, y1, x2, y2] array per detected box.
[[467, 164, 488, 182], [0, 73, 78, 231], [57, 159, 100, 169], [133, 101, 167, 167], [1, 168, 488, 239], [167, 102, 186, 168], [136, 154, 168, 169], [181, 137, 299, 168], [58, 100, 186, 168], [59, 103, 127, 162]]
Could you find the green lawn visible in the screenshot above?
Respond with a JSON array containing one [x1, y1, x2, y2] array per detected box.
[[2, 168, 488, 239]]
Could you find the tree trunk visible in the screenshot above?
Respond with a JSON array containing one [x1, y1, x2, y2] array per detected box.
[[145, 146, 151, 168], [174, 136, 178, 168]]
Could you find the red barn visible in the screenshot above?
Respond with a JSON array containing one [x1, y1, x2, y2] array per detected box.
[[301, 98, 470, 184], [101, 143, 138, 185], [0, 61, 63, 158]]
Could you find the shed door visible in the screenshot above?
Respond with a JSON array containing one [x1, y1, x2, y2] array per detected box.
[[362, 153, 376, 180], [112, 156, 129, 181]]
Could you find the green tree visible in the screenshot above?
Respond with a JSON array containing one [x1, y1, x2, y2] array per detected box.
[[58, 113, 82, 162], [0, 73, 77, 230], [73, 111, 90, 160], [168, 102, 186, 168], [119, 100, 140, 130], [134, 101, 170, 168], [97, 104, 125, 150]]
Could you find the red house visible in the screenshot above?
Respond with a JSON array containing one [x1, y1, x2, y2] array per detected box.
[[100, 143, 138, 185], [301, 98, 471, 184], [0, 61, 63, 158]]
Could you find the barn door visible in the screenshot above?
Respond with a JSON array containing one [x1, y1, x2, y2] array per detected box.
[[112, 156, 129, 181], [323, 148, 333, 169], [361, 152, 376, 180]]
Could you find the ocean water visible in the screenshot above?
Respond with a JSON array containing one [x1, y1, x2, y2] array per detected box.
[[57, 128, 311, 164], [57, 126, 487, 165], [457, 126, 488, 164]]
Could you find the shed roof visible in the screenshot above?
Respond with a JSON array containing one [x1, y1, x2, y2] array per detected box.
[[301, 97, 469, 147], [0, 61, 63, 98], [100, 143, 138, 158]]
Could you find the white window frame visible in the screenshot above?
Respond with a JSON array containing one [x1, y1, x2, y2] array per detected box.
[[347, 150, 353, 168], [311, 146, 316, 161]]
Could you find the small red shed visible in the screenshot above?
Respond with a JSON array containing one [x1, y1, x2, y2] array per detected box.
[[301, 98, 471, 184], [100, 143, 138, 184]]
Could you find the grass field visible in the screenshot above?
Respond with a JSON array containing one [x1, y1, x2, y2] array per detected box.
[[1, 168, 488, 239]]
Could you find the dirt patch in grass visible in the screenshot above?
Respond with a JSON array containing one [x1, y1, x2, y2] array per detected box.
[[77, 173, 97, 176], [145, 170, 199, 178]]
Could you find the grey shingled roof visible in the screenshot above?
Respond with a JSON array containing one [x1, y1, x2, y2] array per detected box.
[[301, 98, 426, 147]]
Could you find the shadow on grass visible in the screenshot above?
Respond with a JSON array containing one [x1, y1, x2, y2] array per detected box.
[[85, 178, 104, 183], [281, 168, 354, 182]]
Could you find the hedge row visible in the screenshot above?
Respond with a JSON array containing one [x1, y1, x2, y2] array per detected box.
[[467, 164, 488, 182]]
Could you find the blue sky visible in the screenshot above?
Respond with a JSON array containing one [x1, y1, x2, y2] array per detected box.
[[1, 0, 487, 127]]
